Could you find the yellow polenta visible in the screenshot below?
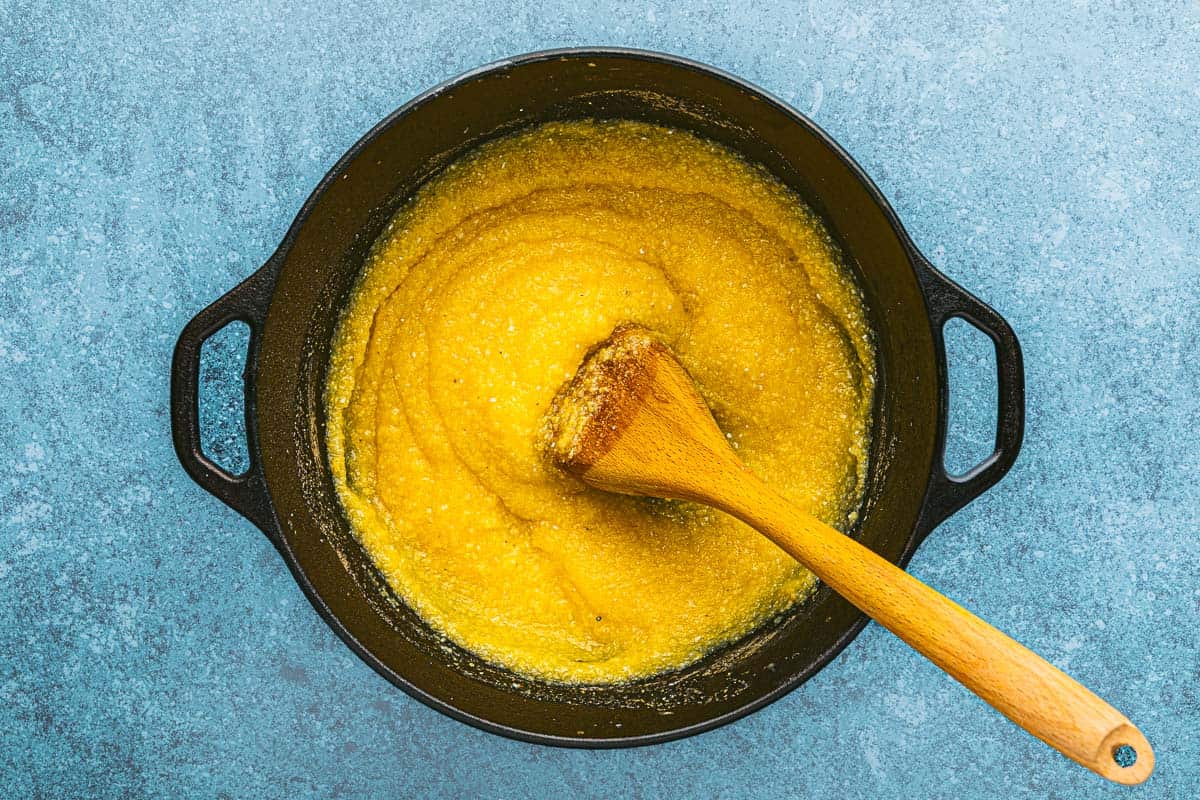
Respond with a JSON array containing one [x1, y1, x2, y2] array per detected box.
[[324, 120, 874, 683]]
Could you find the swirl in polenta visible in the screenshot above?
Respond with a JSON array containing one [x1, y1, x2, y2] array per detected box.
[[325, 120, 874, 683]]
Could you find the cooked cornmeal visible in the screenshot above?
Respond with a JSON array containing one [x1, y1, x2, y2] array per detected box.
[[325, 120, 875, 683]]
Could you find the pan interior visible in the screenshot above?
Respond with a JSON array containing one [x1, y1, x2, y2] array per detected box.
[[255, 51, 938, 743]]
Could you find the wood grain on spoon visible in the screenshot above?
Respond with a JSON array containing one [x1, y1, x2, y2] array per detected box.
[[544, 323, 1153, 786]]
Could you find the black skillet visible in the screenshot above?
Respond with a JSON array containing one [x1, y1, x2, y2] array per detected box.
[[170, 48, 1023, 746]]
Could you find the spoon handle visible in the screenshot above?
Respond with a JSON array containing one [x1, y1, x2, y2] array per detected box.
[[721, 476, 1153, 785]]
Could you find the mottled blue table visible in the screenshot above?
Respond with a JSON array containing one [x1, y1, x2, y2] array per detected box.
[[3, 2, 1197, 797]]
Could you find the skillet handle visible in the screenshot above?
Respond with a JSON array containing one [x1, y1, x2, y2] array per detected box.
[[915, 256, 1025, 534], [170, 266, 278, 537]]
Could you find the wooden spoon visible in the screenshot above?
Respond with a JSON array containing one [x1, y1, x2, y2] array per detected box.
[[544, 323, 1153, 785]]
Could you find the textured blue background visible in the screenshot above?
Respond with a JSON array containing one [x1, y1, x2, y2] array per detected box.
[[2, 2, 1197, 797]]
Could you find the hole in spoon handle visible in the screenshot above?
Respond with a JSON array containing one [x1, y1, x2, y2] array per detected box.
[[1094, 723, 1154, 785]]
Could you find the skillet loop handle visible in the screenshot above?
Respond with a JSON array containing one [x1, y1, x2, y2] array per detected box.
[[170, 266, 278, 537], [916, 258, 1025, 533]]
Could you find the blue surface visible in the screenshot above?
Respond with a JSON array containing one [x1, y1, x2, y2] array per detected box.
[[2, 2, 1197, 797]]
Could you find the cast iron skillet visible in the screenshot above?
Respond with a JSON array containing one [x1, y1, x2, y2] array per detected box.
[[170, 48, 1024, 746]]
